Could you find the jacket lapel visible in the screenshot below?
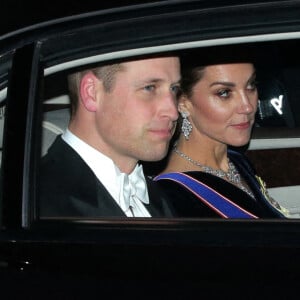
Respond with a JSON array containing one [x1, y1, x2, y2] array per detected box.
[[145, 177, 175, 217]]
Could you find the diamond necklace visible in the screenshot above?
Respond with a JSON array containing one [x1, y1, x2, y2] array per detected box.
[[173, 145, 255, 198]]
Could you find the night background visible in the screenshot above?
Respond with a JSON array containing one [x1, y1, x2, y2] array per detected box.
[[1, 0, 161, 36]]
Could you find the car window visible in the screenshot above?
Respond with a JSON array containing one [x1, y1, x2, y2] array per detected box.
[[33, 36, 300, 221]]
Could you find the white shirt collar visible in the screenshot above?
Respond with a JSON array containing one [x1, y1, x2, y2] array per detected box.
[[61, 129, 150, 216]]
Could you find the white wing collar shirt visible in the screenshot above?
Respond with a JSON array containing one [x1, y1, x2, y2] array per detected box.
[[62, 129, 151, 217]]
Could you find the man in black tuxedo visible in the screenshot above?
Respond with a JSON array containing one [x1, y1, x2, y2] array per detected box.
[[40, 55, 180, 217]]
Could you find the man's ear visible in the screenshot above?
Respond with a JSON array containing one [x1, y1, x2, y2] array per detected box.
[[79, 72, 99, 112]]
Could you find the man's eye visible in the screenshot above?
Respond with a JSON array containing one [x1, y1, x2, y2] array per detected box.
[[171, 85, 181, 95], [144, 85, 155, 92]]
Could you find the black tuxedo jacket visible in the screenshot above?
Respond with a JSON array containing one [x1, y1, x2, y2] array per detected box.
[[39, 136, 175, 217]]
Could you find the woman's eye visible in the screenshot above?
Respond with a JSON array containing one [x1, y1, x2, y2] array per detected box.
[[217, 89, 230, 98], [247, 80, 258, 91]]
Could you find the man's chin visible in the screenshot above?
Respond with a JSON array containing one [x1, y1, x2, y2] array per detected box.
[[141, 149, 169, 162]]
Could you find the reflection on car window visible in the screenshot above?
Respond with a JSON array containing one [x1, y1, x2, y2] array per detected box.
[[256, 72, 295, 128]]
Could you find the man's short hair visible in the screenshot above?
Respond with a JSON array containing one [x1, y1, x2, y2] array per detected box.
[[68, 64, 123, 117]]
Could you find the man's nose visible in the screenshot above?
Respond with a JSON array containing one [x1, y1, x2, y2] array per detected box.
[[160, 91, 178, 121]]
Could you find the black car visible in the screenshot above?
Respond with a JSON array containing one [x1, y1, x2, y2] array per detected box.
[[1, 0, 300, 297]]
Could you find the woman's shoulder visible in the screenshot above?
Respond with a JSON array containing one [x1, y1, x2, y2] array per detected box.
[[227, 148, 256, 175]]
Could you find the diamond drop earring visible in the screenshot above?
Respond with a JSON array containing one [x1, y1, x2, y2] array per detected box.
[[180, 111, 192, 140]]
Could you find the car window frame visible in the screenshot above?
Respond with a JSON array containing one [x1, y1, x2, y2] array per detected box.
[[35, 37, 300, 225], [1, 41, 43, 229]]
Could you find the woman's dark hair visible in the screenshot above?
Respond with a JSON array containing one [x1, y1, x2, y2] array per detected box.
[[180, 44, 258, 97], [180, 65, 206, 98]]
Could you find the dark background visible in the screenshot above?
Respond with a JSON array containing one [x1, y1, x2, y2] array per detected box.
[[0, 0, 161, 36]]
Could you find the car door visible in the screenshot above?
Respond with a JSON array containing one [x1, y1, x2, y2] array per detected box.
[[1, 1, 300, 298]]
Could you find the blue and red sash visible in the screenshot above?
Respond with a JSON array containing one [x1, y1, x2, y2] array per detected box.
[[154, 172, 258, 219]]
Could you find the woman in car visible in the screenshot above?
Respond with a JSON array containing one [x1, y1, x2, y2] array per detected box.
[[154, 51, 289, 218]]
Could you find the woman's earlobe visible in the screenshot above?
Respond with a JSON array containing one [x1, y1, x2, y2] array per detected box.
[[178, 101, 189, 115], [178, 95, 193, 115], [80, 72, 98, 112]]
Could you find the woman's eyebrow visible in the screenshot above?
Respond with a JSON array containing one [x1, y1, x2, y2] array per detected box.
[[247, 71, 257, 83], [209, 81, 235, 87], [209, 72, 256, 87]]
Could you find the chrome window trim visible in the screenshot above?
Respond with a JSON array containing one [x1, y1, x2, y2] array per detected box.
[[44, 31, 300, 76], [0, 88, 6, 102], [249, 138, 300, 150]]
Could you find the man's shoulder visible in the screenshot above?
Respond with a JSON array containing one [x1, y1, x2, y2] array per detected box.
[[40, 136, 93, 181], [43, 135, 68, 158], [42, 136, 80, 167]]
